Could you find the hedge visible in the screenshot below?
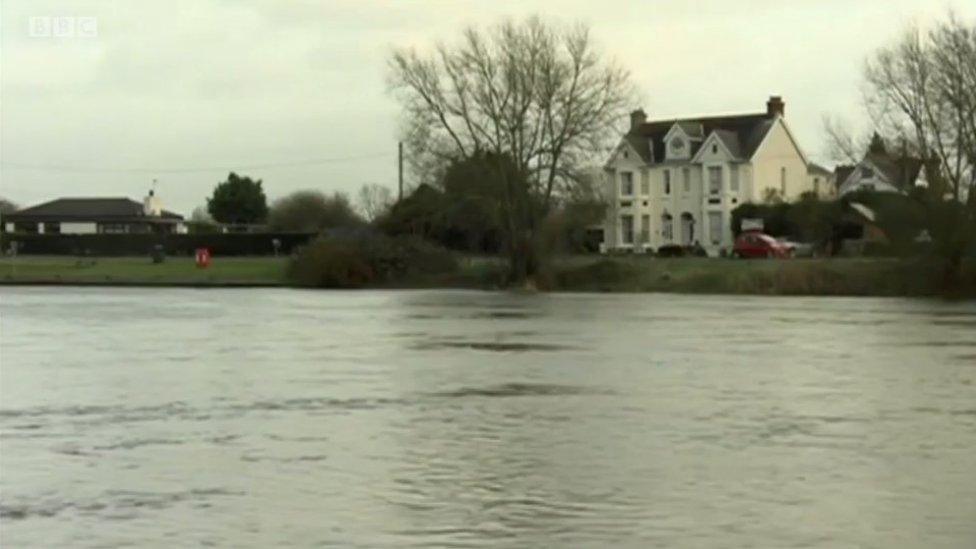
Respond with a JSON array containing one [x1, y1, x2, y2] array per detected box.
[[0, 232, 316, 256]]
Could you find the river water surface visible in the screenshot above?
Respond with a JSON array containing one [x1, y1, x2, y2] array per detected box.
[[1, 288, 975, 548]]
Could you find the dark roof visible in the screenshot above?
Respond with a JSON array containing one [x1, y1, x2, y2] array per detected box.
[[624, 112, 776, 164], [4, 198, 183, 222], [863, 151, 923, 190], [712, 129, 742, 158], [834, 165, 856, 189], [808, 162, 832, 176]]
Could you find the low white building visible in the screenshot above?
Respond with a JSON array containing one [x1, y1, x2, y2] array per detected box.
[[2, 191, 185, 234], [601, 96, 813, 256]]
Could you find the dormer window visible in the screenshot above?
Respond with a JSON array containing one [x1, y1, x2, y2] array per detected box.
[[671, 137, 685, 151]]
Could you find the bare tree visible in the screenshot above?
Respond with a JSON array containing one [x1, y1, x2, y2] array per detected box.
[[0, 197, 19, 215], [821, 115, 871, 164], [357, 184, 394, 222], [388, 16, 635, 281], [864, 14, 976, 202]]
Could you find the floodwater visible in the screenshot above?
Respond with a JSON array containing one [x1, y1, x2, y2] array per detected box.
[[1, 288, 974, 548]]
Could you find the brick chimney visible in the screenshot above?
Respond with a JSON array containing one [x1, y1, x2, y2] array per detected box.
[[629, 108, 647, 133], [766, 96, 784, 117]]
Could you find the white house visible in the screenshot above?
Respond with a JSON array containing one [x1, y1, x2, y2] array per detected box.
[[601, 96, 812, 256], [1, 191, 185, 234], [835, 133, 923, 196]]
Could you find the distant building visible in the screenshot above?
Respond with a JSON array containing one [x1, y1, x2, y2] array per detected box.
[[2, 191, 184, 234], [601, 96, 813, 255], [835, 133, 923, 196], [807, 162, 835, 199]]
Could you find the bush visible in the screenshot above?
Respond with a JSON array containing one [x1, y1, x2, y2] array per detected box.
[[657, 244, 685, 257], [287, 231, 457, 288]]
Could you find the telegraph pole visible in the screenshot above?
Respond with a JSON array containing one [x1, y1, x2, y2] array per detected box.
[[397, 141, 404, 202]]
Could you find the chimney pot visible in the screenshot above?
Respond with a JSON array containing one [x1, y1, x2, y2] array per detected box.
[[766, 96, 784, 117], [629, 108, 647, 132]]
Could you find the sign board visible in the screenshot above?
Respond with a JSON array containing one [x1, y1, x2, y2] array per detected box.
[[741, 218, 764, 232]]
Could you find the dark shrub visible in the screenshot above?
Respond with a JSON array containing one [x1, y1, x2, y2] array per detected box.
[[657, 244, 685, 257], [288, 231, 457, 288], [287, 237, 374, 288]]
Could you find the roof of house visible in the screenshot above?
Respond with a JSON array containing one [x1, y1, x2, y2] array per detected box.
[[808, 162, 832, 176], [3, 198, 184, 222], [624, 112, 776, 164], [863, 151, 923, 190], [834, 165, 856, 189]]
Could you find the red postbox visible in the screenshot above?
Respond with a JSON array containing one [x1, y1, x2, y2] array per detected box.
[[195, 247, 211, 268]]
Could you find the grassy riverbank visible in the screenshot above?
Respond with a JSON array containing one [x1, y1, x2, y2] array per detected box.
[[0, 256, 288, 286], [1, 255, 972, 296]]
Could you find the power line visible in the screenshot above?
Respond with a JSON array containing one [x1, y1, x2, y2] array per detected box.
[[0, 152, 395, 174]]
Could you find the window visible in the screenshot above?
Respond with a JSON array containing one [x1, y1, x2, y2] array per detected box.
[[814, 178, 821, 194], [712, 144, 718, 154], [708, 211, 723, 245], [640, 171, 650, 195], [43, 222, 61, 234], [730, 165, 739, 192], [862, 184, 876, 192], [640, 214, 650, 243], [100, 223, 128, 234], [663, 170, 671, 195], [621, 215, 634, 244], [780, 167, 787, 195], [662, 214, 673, 242], [671, 137, 685, 151], [860, 166, 874, 178], [620, 172, 634, 196], [708, 166, 722, 195], [682, 168, 690, 193]]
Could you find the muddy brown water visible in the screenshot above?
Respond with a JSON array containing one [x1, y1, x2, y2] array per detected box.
[[1, 288, 974, 547]]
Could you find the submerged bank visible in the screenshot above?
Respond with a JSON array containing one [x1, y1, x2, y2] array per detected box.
[[1, 255, 973, 297]]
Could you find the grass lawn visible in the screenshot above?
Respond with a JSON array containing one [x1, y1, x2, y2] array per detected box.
[[0, 255, 288, 286], [551, 255, 976, 297]]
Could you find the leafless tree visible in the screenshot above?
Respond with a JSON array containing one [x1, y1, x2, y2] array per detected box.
[[388, 16, 635, 282], [389, 16, 635, 208], [0, 197, 19, 215], [864, 14, 976, 202], [821, 115, 871, 165], [357, 184, 393, 222]]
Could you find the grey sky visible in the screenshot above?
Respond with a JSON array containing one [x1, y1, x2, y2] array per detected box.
[[2, 0, 973, 215]]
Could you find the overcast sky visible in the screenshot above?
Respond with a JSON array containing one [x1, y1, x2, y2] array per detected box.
[[2, 0, 973, 215]]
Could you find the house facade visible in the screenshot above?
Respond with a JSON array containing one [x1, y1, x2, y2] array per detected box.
[[2, 191, 185, 234], [836, 133, 923, 196], [601, 96, 812, 255]]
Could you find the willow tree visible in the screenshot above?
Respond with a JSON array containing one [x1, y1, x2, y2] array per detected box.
[[388, 16, 634, 282]]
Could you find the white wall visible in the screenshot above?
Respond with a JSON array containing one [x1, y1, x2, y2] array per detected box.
[[751, 119, 811, 201], [61, 222, 98, 234]]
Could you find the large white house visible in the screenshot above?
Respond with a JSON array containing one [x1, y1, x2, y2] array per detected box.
[[601, 96, 814, 255]]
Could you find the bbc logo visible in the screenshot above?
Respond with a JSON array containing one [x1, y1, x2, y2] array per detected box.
[[29, 16, 98, 38]]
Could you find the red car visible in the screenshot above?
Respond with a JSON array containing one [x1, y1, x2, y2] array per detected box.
[[732, 230, 795, 259]]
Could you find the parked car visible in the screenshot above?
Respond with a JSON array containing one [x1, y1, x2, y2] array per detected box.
[[777, 237, 814, 258], [732, 230, 794, 259]]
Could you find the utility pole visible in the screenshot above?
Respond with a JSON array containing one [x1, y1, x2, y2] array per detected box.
[[398, 141, 404, 202]]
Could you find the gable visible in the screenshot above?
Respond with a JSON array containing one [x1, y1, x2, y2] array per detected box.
[[750, 118, 808, 165], [692, 131, 738, 163]]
